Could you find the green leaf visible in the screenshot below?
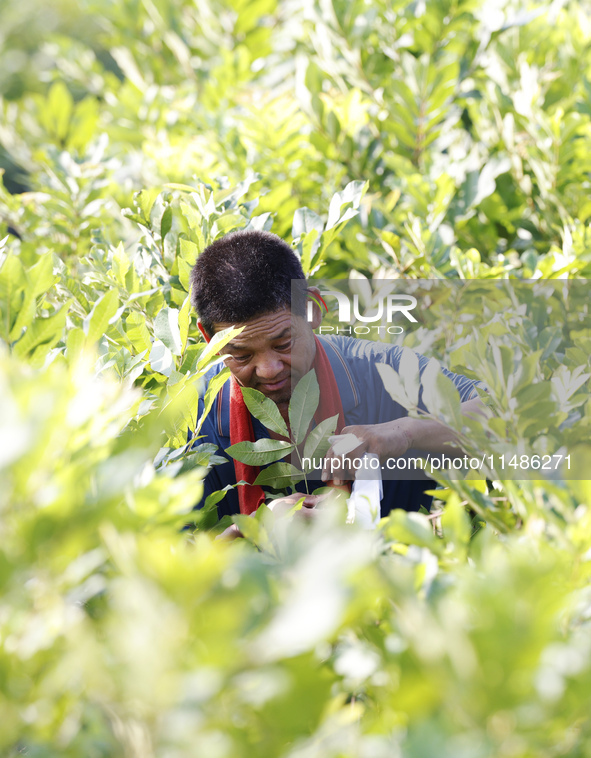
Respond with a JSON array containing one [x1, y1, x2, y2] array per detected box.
[[149, 339, 174, 376], [203, 485, 234, 511], [289, 370, 320, 444], [292, 207, 324, 239], [66, 327, 85, 359], [154, 307, 182, 355], [376, 362, 411, 408], [226, 438, 294, 466], [112, 243, 130, 286], [421, 359, 462, 427], [215, 212, 246, 235], [178, 258, 192, 293], [160, 206, 173, 239], [241, 387, 289, 437], [302, 413, 339, 463], [29, 252, 57, 294], [180, 201, 204, 236], [69, 96, 99, 151], [84, 289, 120, 345], [441, 498, 471, 551], [178, 295, 192, 353], [231, 512, 274, 552], [164, 182, 199, 193], [384, 510, 440, 553], [13, 304, 69, 359], [135, 188, 161, 222], [232, 514, 261, 543], [197, 325, 244, 370], [399, 348, 421, 408], [125, 311, 152, 352], [195, 367, 232, 434], [194, 486, 234, 529], [326, 180, 368, 230], [0, 255, 24, 338], [179, 237, 200, 265], [45, 81, 74, 142], [515, 381, 552, 409], [9, 253, 57, 341], [254, 462, 304, 488], [299, 229, 320, 275], [326, 110, 341, 141]]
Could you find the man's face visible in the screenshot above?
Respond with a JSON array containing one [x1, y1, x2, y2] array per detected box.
[[210, 307, 317, 409]]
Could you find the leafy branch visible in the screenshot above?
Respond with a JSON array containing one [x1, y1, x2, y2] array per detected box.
[[225, 369, 339, 497]]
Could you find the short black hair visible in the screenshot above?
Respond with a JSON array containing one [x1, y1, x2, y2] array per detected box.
[[190, 229, 307, 335]]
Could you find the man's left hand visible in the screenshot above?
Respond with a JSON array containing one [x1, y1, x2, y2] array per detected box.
[[216, 492, 333, 540]]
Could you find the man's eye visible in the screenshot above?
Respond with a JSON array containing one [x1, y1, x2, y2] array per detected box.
[[231, 354, 250, 363], [276, 342, 291, 351]]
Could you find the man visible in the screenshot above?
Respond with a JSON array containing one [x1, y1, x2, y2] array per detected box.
[[190, 229, 481, 521]]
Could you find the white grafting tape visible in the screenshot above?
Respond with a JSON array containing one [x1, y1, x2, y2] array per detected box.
[[346, 453, 382, 529]]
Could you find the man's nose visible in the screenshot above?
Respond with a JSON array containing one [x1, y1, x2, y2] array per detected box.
[[254, 353, 283, 379]]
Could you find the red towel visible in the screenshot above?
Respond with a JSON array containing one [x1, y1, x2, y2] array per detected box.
[[230, 336, 346, 514]]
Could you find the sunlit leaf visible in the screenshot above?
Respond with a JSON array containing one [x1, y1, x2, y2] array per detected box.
[[241, 387, 289, 437], [226, 438, 294, 466], [84, 289, 120, 345], [254, 462, 304, 488], [149, 339, 174, 376], [154, 307, 182, 356], [195, 367, 232, 435], [302, 413, 339, 463], [289, 370, 320, 444]]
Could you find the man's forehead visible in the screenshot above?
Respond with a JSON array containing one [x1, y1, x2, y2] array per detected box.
[[213, 308, 296, 345]]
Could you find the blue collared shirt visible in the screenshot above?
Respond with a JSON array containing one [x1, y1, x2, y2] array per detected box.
[[192, 335, 479, 518]]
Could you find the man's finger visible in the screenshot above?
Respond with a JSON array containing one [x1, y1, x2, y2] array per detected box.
[[215, 523, 243, 540], [295, 507, 318, 521], [301, 496, 319, 508]]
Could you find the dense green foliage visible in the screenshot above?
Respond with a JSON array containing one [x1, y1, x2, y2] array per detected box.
[[2, 0, 591, 755]]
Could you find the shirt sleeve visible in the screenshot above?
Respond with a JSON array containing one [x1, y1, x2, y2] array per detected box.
[[439, 365, 481, 403], [374, 343, 479, 410]]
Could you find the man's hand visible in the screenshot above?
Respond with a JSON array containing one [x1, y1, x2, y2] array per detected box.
[[320, 397, 487, 485], [266, 491, 331, 518], [321, 420, 412, 485], [216, 492, 331, 540], [216, 523, 244, 541]]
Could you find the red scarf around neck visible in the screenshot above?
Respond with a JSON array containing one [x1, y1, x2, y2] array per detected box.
[[229, 336, 345, 514]]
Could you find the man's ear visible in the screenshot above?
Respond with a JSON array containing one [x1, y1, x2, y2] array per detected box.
[[306, 286, 324, 330], [197, 320, 211, 344]]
